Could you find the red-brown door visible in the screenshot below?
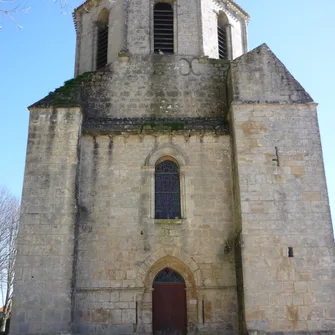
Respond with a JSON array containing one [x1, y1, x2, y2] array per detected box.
[[153, 283, 187, 335]]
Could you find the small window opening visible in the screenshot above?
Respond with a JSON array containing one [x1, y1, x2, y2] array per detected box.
[[218, 13, 228, 60], [202, 300, 205, 324], [288, 247, 294, 257], [154, 3, 174, 54], [155, 159, 181, 219], [96, 9, 109, 69]]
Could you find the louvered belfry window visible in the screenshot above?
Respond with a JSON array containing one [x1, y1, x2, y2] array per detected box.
[[154, 3, 174, 54], [218, 24, 228, 59], [155, 160, 181, 219], [96, 23, 108, 69]]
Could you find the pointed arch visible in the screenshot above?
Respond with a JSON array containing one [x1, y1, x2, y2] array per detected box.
[[139, 249, 202, 289], [138, 253, 202, 329]]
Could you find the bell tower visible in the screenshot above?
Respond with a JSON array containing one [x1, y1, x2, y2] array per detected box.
[[73, 0, 126, 75], [73, 0, 249, 75], [200, 0, 249, 59], [11, 0, 335, 334]]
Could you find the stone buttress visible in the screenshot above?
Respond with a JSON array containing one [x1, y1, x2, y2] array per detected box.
[[229, 44, 335, 335]]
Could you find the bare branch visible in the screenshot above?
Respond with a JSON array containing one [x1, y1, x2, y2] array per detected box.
[[0, 0, 119, 29], [50, 0, 84, 14], [0, 186, 20, 332], [53, 0, 116, 14], [0, 0, 29, 30]]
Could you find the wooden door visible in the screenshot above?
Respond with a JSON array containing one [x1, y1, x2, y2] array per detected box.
[[152, 268, 187, 335]]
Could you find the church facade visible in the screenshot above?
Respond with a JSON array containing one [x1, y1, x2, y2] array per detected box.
[[10, 0, 335, 334]]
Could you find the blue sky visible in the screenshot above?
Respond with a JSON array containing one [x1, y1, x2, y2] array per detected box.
[[0, 0, 334, 231]]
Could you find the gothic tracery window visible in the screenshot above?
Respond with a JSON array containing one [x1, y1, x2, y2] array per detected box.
[[155, 159, 181, 219], [154, 3, 174, 54]]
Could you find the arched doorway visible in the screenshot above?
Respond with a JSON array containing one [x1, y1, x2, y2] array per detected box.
[[152, 267, 187, 335]]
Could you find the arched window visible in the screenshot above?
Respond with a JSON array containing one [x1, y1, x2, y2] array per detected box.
[[154, 3, 174, 54], [218, 13, 229, 60], [96, 9, 109, 69], [155, 159, 181, 219]]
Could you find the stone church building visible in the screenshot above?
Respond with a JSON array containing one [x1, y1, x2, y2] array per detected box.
[[10, 0, 335, 334]]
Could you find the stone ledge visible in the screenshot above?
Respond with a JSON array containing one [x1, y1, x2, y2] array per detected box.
[[154, 219, 183, 224], [249, 331, 335, 335], [82, 117, 229, 135]]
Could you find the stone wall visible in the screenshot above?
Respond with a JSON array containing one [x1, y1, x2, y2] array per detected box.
[[74, 0, 248, 75], [79, 55, 229, 119], [75, 0, 202, 74], [73, 133, 238, 334], [230, 103, 335, 333], [200, 0, 246, 59], [229, 44, 335, 334], [127, 0, 201, 56], [10, 108, 82, 335], [74, 0, 125, 75], [230, 44, 313, 104], [11, 33, 335, 335]]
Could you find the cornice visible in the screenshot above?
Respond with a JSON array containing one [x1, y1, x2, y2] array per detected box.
[[73, 0, 111, 33], [73, 0, 101, 15], [212, 0, 250, 22], [73, 0, 91, 33], [73, 0, 250, 33]]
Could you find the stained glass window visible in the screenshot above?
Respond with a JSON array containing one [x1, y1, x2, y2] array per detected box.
[[155, 160, 181, 219], [154, 268, 184, 283]]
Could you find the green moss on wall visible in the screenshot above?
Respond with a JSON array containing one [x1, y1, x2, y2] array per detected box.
[[40, 72, 93, 107]]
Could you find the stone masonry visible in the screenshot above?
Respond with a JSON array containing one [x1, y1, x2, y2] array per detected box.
[[10, 0, 335, 335], [230, 45, 335, 334]]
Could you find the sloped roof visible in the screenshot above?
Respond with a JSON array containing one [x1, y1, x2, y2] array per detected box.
[[230, 43, 314, 104], [30, 44, 313, 109], [29, 72, 93, 109]]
